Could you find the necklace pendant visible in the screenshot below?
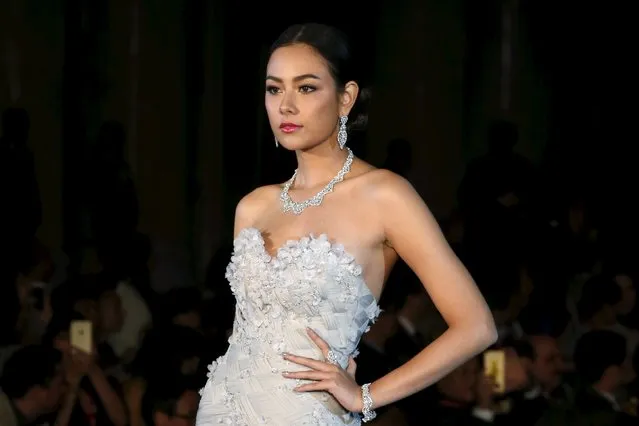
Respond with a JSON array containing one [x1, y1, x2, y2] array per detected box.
[[280, 148, 354, 215]]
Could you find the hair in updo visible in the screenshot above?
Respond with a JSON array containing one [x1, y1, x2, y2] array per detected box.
[[269, 23, 372, 132]]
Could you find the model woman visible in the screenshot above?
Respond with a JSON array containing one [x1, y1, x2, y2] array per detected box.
[[196, 23, 497, 425]]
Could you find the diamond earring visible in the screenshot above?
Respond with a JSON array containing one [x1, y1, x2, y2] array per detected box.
[[274, 135, 279, 148], [338, 115, 348, 149]]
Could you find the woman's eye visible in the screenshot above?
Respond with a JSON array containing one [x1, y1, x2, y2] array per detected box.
[[266, 86, 280, 95], [299, 85, 316, 93]]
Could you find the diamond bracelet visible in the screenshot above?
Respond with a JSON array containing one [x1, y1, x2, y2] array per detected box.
[[361, 383, 376, 422]]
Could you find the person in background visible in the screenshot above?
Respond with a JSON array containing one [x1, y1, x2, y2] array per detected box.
[[0, 345, 65, 426]]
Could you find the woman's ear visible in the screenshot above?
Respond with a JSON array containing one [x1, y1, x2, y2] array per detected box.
[[339, 81, 359, 116]]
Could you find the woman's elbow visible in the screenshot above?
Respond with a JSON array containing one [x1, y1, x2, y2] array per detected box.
[[455, 314, 497, 350], [449, 315, 497, 351], [477, 316, 498, 348]]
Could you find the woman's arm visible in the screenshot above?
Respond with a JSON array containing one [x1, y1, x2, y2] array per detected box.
[[54, 382, 80, 426], [367, 171, 497, 409], [123, 377, 147, 426], [87, 365, 128, 426]]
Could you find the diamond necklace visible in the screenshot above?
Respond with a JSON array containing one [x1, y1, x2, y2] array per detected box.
[[280, 148, 354, 215]]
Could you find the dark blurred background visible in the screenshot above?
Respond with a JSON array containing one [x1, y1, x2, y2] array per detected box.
[[1, 0, 638, 425]]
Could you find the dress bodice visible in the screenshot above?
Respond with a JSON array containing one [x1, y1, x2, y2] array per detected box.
[[197, 227, 380, 425], [226, 227, 380, 366]]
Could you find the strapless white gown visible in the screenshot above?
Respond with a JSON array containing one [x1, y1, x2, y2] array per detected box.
[[196, 227, 380, 425]]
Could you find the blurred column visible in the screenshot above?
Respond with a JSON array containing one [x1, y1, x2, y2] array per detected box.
[[463, 0, 549, 162], [101, 0, 139, 172], [101, 1, 224, 287], [510, 0, 550, 163], [2, 0, 20, 103], [194, 2, 224, 281], [136, 1, 190, 289], [0, 1, 64, 249], [369, 0, 466, 217]]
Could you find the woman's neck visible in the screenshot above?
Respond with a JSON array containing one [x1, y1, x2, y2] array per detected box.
[[292, 142, 350, 189]]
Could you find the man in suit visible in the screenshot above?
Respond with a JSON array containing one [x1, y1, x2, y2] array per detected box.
[[496, 336, 569, 426], [536, 330, 634, 425]]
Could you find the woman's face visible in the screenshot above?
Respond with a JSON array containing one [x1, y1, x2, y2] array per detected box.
[[265, 43, 356, 151]]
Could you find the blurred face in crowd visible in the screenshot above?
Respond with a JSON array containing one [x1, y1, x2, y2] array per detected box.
[[181, 355, 200, 376], [173, 310, 201, 331], [40, 366, 66, 412], [26, 365, 66, 415], [615, 274, 636, 316], [154, 390, 199, 426], [74, 298, 100, 325], [98, 290, 125, 334], [530, 335, 564, 392]]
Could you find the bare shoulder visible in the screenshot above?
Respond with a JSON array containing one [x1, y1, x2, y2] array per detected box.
[[354, 167, 418, 203], [354, 168, 435, 241], [234, 184, 281, 235]]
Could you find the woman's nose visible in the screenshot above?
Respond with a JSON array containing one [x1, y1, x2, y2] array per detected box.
[[279, 92, 298, 115]]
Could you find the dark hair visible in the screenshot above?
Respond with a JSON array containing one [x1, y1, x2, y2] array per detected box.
[[42, 310, 86, 346], [577, 274, 622, 322], [142, 374, 199, 425], [1, 345, 61, 398], [511, 338, 535, 361], [269, 23, 371, 131], [574, 330, 626, 384]]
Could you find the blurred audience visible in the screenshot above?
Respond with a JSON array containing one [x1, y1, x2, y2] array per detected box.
[[2, 115, 638, 425]]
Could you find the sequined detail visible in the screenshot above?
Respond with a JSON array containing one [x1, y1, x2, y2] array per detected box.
[[196, 227, 380, 425]]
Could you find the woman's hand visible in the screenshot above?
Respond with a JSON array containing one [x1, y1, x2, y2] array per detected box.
[[475, 374, 498, 410], [65, 348, 95, 387], [282, 328, 363, 412]]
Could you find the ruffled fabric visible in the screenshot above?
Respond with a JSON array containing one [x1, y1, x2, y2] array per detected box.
[[197, 227, 379, 425]]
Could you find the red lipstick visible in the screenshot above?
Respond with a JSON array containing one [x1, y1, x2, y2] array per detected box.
[[279, 122, 301, 133]]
